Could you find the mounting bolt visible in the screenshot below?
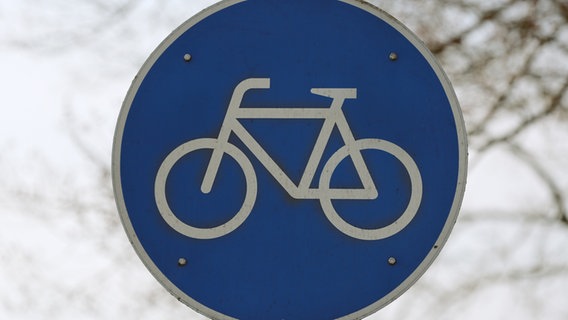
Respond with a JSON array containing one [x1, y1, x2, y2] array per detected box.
[[388, 257, 397, 265], [178, 257, 188, 267], [183, 53, 192, 62], [389, 52, 398, 61]]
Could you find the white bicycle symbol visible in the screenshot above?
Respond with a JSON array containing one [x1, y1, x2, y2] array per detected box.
[[155, 78, 423, 240]]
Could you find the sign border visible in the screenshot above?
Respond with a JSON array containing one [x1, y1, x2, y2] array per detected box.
[[112, 0, 468, 319]]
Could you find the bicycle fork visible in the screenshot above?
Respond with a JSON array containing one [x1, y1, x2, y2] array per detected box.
[[201, 78, 270, 194]]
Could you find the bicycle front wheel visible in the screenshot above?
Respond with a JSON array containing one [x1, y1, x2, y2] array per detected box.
[[319, 138, 422, 241], [154, 138, 257, 239]]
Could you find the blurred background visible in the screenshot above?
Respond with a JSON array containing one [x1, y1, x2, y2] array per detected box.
[[1, 0, 567, 319]]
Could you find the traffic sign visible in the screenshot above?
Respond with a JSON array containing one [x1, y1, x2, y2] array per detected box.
[[112, 0, 467, 319]]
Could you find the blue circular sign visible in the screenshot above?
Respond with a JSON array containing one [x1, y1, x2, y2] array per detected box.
[[113, 0, 467, 319]]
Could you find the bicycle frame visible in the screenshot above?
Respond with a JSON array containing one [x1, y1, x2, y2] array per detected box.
[[201, 78, 378, 200]]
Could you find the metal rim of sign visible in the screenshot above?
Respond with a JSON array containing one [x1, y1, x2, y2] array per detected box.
[[112, 0, 468, 319]]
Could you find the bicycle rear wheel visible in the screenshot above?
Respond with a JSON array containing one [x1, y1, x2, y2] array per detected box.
[[319, 138, 422, 240]]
